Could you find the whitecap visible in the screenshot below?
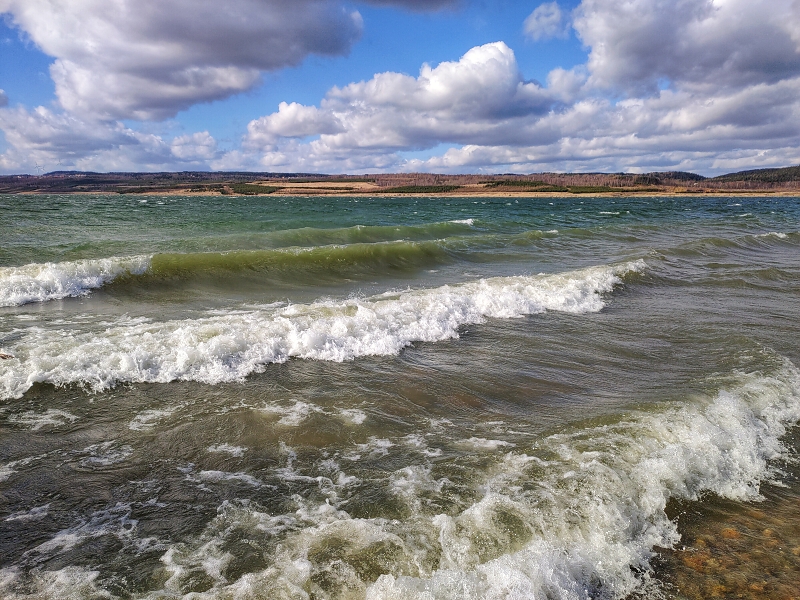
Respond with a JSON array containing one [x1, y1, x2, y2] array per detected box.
[[197, 470, 263, 487], [458, 437, 516, 451], [128, 407, 178, 431], [261, 400, 322, 426], [77, 441, 133, 468], [208, 443, 247, 457], [0, 256, 150, 307], [1, 261, 646, 400], [338, 408, 367, 425], [4, 504, 50, 523]]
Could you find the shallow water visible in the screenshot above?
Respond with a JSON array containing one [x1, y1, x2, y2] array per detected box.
[[0, 194, 799, 599]]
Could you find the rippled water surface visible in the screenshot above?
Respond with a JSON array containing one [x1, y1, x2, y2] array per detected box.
[[1, 194, 799, 599]]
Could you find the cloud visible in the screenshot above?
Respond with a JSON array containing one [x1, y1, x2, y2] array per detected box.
[[0, 105, 219, 172], [0, 0, 365, 120], [246, 102, 345, 147], [524, 2, 570, 41], [573, 0, 800, 93], [3, 0, 800, 175], [170, 131, 218, 161], [0, 89, 8, 107], [0, 0, 461, 122], [404, 75, 800, 173], [244, 42, 577, 159], [225, 16, 800, 176]]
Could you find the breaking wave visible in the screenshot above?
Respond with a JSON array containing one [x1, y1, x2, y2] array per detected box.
[[0, 257, 150, 307], [2, 359, 798, 600], [0, 261, 645, 399]]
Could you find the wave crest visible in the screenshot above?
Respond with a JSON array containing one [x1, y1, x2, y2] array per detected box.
[[0, 261, 645, 399], [0, 257, 150, 307]]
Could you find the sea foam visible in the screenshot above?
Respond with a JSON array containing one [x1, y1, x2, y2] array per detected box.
[[0, 261, 645, 400], [0, 256, 150, 307], [2, 361, 799, 599], [365, 362, 800, 600]]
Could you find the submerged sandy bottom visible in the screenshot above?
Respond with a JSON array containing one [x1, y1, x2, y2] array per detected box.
[[657, 450, 800, 600]]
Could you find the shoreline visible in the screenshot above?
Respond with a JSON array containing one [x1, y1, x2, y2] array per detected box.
[[6, 188, 800, 198]]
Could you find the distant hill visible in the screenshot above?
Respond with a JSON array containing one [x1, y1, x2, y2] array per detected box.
[[652, 171, 707, 181], [712, 165, 800, 183], [2, 166, 799, 194]]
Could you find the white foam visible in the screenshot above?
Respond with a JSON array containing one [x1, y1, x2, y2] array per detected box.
[[208, 443, 247, 457], [0, 464, 15, 482], [7, 409, 78, 431], [23, 503, 139, 565], [198, 470, 263, 487], [4, 362, 798, 599], [0, 256, 150, 307], [0, 567, 111, 600], [390, 465, 451, 512], [450, 219, 474, 226], [89, 360, 800, 600], [403, 433, 443, 457], [338, 407, 367, 425], [458, 437, 516, 451], [344, 437, 395, 461], [4, 504, 50, 523], [756, 231, 789, 239], [1, 261, 645, 400], [262, 400, 323, 426], [128, 407, 178, 431], [365, 361, 800, 600], [0, 452, 50, 483], [78, 441, 133, 468]]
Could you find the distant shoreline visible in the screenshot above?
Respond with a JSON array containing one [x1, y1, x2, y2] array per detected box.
[[5, 188, 800, 198], [2, 167, 800, 196]]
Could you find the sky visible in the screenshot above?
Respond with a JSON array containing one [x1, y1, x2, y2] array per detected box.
[[1, 0, 799, 176]]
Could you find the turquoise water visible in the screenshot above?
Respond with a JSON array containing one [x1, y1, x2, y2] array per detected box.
[[0, 194, 799, 599]]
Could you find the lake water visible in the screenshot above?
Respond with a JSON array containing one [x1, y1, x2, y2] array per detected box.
[[1, 193, 799, 599]]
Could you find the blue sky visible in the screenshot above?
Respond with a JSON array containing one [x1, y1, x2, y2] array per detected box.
[[1, 0, 799, 175]]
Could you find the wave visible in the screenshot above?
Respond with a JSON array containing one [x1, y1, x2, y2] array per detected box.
[[3, 358, 798, 599], [148, 240, 452, 278], [0, 243, 452, 307], [0, 261, 645, 399], [0, 256, 150, 307], [254, 220, 479, 248], [0, 229, 563, 306], [366, 359, 800, 600], [669, 230, 799, 258]]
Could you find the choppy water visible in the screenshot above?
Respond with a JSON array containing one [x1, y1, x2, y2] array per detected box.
[[0, 194, 798, 599]]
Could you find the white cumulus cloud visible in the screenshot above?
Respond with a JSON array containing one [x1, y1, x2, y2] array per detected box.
[[524, 2, 570, 41], [0, 0, 459, 122], [0, 0, 364, 120], [0, 106, 219, 173], [171, 131, 218, 161], [244, 42, 578, 160], [574, 0, 800, 93], [224, 0, 800, 175], [2, 0, 800, 175]]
